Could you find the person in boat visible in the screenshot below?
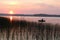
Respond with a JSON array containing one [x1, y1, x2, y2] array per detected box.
[[38, 18, 45, 23]]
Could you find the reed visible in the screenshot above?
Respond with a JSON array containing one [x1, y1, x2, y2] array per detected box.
[[0, 17, 60, 40]]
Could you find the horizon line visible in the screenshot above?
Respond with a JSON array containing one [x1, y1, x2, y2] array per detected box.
[[0, 14, 60, 17]]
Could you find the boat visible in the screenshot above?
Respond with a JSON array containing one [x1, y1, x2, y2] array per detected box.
[[38, 19, 45, 22]]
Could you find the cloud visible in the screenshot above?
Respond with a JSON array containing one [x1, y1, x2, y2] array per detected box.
[[21, 3, 60, 14], [0, 1, 60, 14], [33, 3, 60, 14]]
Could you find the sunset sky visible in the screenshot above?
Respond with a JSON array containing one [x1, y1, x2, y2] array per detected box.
[[0, 0, 60, 14]]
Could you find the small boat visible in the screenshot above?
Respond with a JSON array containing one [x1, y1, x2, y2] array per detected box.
[[38, 19, 45, 22]]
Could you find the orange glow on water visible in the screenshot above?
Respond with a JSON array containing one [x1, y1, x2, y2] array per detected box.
[[10, 16, 13, 21], [9, 10, 14, 21]]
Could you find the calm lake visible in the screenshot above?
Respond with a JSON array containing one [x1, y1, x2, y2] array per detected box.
[[3, 16, 60, 24]]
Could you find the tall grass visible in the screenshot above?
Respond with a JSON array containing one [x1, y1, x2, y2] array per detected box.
[[0, 17, 60, 40]]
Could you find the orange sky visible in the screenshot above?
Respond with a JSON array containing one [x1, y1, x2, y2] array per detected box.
[[0, 0, 60, 14]]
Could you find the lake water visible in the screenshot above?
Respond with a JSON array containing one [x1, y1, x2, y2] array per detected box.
[[3, 16, 60, 24], [19, 16, 60, 24]]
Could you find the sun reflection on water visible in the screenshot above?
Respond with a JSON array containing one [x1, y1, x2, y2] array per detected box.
[[9, 10, 14, 21]]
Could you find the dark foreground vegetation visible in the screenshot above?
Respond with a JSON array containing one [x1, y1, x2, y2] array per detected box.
[[0, 17, 60, 40]]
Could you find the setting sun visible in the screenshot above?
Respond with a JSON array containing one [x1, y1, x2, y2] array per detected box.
[[9, 10, 14, 14]]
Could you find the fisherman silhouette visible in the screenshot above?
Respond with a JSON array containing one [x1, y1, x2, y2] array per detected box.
[[38, 18, 45, 23]]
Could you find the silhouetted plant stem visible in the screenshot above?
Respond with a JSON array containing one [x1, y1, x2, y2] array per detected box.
[[20, 29, 22, 40], [12, 30, 15, 40], [0, 30, 2, 40], [26, 30, 28, 40], [52, 26, 55, 40], [6, 28, 10, 40], [16, 30, 18, 40], [2, 32, 4, 40]]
